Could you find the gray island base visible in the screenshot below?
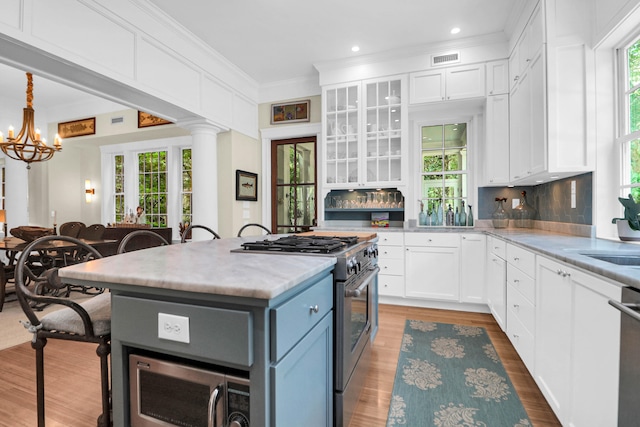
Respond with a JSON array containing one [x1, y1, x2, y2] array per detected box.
[[60, 237, 337, 427]]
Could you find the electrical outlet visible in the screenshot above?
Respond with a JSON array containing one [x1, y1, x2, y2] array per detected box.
[[158, 313, 190, 343]]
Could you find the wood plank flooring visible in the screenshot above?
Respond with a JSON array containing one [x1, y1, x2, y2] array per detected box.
[[0, 304, 561, 427]]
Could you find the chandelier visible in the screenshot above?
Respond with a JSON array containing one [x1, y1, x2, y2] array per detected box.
[[0, 72, 62, 168]]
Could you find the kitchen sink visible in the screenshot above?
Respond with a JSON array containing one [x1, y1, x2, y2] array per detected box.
[[579, 253, 640, 266]]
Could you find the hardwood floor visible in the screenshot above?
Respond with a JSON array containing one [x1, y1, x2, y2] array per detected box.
[[0, 304, 561, 427], [350, 304, 562, 427]]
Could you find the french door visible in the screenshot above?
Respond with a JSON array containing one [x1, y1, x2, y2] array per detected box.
[[271, 137, 317, 234]]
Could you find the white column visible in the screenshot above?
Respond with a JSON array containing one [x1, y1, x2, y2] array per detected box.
[[180, 120, 222, 240]]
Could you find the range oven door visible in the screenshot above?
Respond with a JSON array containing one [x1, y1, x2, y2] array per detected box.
[[335, 265, 379, 392]]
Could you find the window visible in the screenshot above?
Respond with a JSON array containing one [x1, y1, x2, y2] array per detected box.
[[138, 150, 168, 227], [181, 148, 192, 227], [620, 35, 640, 201], [419, 122, 468, 225], [114, 154, 125, 223]]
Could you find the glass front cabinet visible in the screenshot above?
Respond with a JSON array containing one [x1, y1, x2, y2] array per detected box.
[[322, 76, 408, 189]]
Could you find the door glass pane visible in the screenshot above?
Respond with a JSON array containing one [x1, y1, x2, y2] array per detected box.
[[628, 40, 640, 89], [276, 144, 292, 185], [296, 143, 315, 185]]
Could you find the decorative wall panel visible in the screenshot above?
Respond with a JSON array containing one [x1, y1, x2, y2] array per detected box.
[[0, 0, 22, 30]]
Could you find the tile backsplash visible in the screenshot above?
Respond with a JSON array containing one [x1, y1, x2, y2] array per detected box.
[[478, 173, 592, 225]]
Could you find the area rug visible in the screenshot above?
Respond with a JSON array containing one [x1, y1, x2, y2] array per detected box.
[[387, 320, 531, 427]]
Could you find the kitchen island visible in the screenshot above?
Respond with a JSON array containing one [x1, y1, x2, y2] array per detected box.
[[60, 236, 337, 427]]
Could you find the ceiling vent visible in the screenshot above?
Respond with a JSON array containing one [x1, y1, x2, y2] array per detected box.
[[111, 116, 124, 125], [431, 51, 460, 67]]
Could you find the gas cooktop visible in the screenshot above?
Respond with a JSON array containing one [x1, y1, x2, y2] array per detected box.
[[236, 235, 359, 254]]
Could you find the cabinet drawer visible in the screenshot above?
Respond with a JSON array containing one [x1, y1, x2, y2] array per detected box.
[[378, 258, 404, 276], [379, 274, 404, 297], [270, 275, 333, 362], [507, 284, 535, 333], [404, 232, 459, 247], [489, 236, 507, 260], [506, 308, 535, 372], [379, 245, 404, 259], [112, 294, 253, 367], [506, 243, 535, 277], [507, 263, 535, 304], [377, 232, 404, 246]]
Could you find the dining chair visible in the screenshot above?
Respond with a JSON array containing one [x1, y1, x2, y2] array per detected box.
[[117, 229, 169, 254], [237, 223, 272, 237], [77, 224, 106, 240], [13, 235, 111, 427], [180, 224, 221, 243], [58, 221, 86, 238]]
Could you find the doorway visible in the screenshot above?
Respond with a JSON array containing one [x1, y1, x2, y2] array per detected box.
[[271, 137, 317, 233]]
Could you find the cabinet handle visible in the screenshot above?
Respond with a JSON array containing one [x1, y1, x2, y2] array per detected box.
[[513, 257, 519, 261], [462, 236, 467, 240], [514, 75, 520, 81], [513, 279, 520, 283], [513, 304, 520, 309], [494, 246, 500, 250], [310, 305, 319, 314], [512, 334, 520, 339], [526, 58, 531, 62]]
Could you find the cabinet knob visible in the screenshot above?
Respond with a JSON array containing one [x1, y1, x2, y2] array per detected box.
[[513, 304, 520, 309], [513, 257, 519, 261], [513, 279, 520, 283], [309, 305, 319, 314], [512, 334, 520, 339], [514, 75, 520, 81]]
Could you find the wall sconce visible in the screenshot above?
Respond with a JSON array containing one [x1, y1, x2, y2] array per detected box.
[[85, 180, 95, 203], [0, 209, 6, 238]]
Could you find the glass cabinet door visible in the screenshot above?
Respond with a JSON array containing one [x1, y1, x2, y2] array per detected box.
[[325, 85, 359, 186], [364, 79, 402, 184]]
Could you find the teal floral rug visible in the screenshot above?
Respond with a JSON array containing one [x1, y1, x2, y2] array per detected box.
[[387, 320, 531, 427]]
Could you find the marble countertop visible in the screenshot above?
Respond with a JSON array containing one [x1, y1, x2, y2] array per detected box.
[[59, 236, 336, 300]]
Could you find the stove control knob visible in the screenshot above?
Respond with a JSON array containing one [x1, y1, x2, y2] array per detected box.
[[228, 413, 249, 427]]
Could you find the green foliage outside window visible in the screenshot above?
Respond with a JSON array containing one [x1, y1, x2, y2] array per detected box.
[[138, 151, 168, 228], [627, 40, 640, 201]]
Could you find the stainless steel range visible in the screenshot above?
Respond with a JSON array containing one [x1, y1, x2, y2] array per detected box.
[[234, 234, 379, 427]]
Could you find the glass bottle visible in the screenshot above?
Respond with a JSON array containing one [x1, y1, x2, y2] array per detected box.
[[467, 205, 474, 227], [492, 197, 510, 228], [454, 207, 460, 226], [513, 191, 536, 228], [436, 201, 443, 226], [460, 201, 467, 226], [418, 200, 427, 225], [446, 204, 454, 226]]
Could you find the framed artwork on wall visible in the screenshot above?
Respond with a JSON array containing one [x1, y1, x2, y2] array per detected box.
[[138, 111, 172, 128], [236, 170, 258, 201], [57, 117, 96, 138], [270, 100, 310, 124]]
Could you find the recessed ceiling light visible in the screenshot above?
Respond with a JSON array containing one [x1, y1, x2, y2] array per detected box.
[[450, 27, 461, 35], [351, 45, 360, 52]]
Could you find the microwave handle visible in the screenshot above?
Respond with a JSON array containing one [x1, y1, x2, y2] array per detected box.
[[208, 383, 223, 427]]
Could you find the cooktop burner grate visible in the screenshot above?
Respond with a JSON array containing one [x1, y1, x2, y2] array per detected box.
[[239, 235, 359, 254]]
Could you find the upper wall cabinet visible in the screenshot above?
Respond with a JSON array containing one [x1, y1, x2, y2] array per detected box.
[[322, 76, 408, 189], [486, 60, 510, 96], [508, 0, 595, 185], [409, 64, 486, 104]]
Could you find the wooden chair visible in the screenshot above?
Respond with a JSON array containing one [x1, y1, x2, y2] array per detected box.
[[180, 224, 221, 243], [58, 221, 86, 238], [237, 223, 272, 237], [117, 229, 169, 254], [77, 224, 106, 240], [14, 235, 111, 427]]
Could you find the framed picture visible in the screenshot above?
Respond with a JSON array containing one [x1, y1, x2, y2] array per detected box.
[[57, 117, 96, 138], [236, 170, 258, 201], [270, 99, 310, 124], [138, 111, 172, 128]]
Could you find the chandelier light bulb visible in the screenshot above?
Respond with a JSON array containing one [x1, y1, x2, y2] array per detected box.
[[7, 126, 14, 139]]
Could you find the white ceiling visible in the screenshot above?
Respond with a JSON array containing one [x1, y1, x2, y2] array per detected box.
[[0, 0, 525, 110]]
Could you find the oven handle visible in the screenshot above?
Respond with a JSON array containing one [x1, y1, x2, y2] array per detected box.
[[345, 266, 380, 298], [609, 299, 640, 323], [207, 383, 223, 427]]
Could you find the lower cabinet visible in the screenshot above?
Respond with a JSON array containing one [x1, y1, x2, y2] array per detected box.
[[486, 236, 507, 331], [536, 256, 620, 426], [377, 232, 405, 297], [459, 234, 486, 304], [272, 313, 333, 427], [405, 233, 460, 301]]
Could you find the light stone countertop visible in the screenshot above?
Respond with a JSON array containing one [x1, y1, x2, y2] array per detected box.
[[59, 236, 336, 300]]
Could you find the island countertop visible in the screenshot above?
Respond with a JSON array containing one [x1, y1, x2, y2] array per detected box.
[[59, 236, 337, 300]]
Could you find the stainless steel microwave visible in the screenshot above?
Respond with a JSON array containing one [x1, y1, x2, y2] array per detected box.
[[129, 354, 250, 427]]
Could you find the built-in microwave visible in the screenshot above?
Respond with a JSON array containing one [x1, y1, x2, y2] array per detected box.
[[129, 354, 250, 427]]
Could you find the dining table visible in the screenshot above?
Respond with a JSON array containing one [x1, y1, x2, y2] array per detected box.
[[0, 236, 118, 311]]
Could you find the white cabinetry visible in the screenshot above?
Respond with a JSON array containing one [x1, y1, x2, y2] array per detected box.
[[508, 0, 594, 184], [409, 64, 485, 104], [377, 232, 405, 297], [482, 94, 510, 186], [535, 256, 620, 426], [486, 59, 509, 95], [486, 236, 507, 331], [505, 244, 536, 372], [459, 234, 486, 304], [322, 76, 407, 189], [405, 233, 459, 301]]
